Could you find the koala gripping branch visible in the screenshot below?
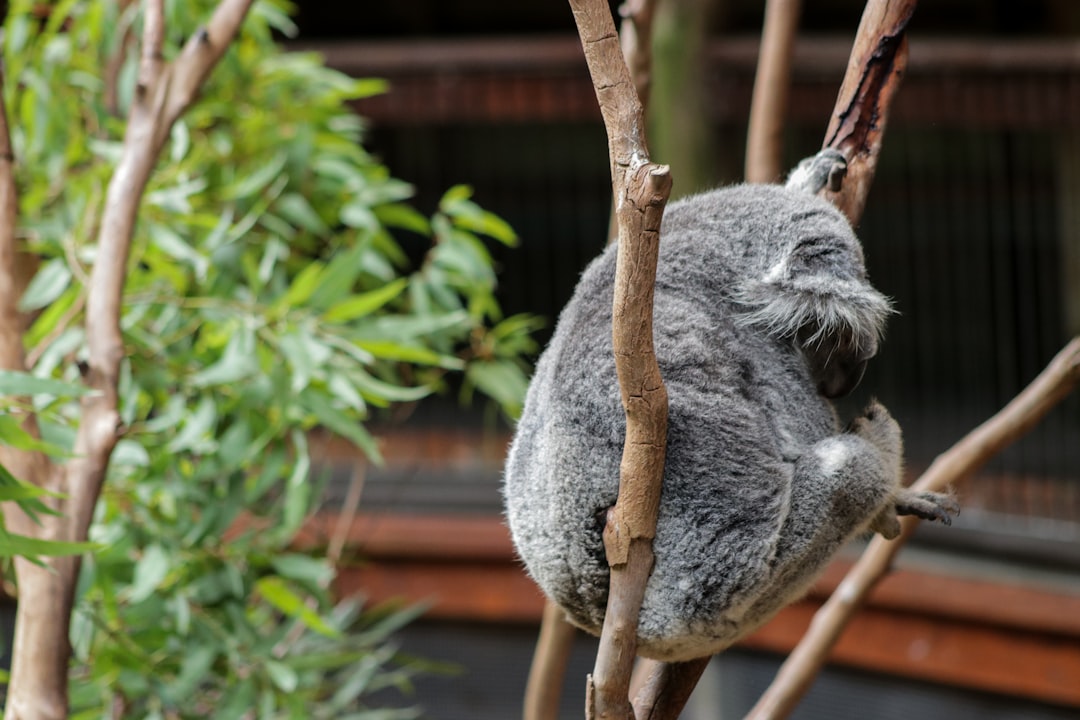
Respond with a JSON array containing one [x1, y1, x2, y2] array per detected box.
[[568, 1, 673, 719]]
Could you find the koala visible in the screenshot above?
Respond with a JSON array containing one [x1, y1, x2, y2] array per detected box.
[[503, 151, 958, 662]]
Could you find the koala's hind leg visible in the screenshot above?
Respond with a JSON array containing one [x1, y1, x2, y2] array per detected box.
[[848, 401, 959, 538], [734, 408, 906, 629], [785, 402, 905, 557]]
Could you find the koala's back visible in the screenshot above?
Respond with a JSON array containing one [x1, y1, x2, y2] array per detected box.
[[504, 185, 841, 660]]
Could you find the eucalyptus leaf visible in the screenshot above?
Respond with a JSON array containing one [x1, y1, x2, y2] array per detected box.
[[0, 415, 73, 457], [127, 544, 171, 603], [255, 577, 339, 638], [0, 369, 91, 397], [322, 277, 408, 323], [18, 258, 72, 311]]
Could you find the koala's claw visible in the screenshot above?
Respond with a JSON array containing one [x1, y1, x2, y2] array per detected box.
[[895, 490, 960, 526]]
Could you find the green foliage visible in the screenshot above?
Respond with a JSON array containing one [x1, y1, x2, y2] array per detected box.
[[2, 0, 538, 715], [0, 371, 96, 562]]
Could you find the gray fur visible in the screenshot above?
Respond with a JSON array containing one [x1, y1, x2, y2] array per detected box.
[[503, 179, 956, 662]]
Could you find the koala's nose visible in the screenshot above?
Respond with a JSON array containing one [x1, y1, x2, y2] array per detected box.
[[819, 357, 868, 399]]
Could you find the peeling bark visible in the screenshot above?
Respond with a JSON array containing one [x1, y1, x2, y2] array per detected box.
[[818, 0, 917, 225]]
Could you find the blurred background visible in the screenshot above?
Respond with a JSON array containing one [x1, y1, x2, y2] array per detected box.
[[288, 1, 1080, 717]]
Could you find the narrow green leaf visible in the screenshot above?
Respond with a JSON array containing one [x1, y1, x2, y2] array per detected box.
[[282, 429, 311, 535], [374, 203, 430, 235], [272, 262, 324, 315], [0, 484, 52, 502], [438, 184, 473, 210], [355, 341, 464, 370], [271, 554, 334, 587], [127, 544, 170, 603], [168, 644, 216, 700], [166, 397, 217, 453], [24, 286, 78, 349], [307, 242, 369, 309], [227, 152, 287, 200], [0, 370, 91, 397], [352, 369, 432, 404], [149, 224, 210, 280], [354, 78, 389, 99], [301, 390, 383, 465], [340, 201, 377, 230], [19, 259, 72, 311], [277, 192, 329, 235], [0, 531, 94, 558], [466, 359, 529, 418], [255, 577, 339, 638], [455, 209, 519, 246], [265, 659, 299, 693], [0, 416, 72, 457], [189, 329, 257, 387], [322, 278, 408, 323]]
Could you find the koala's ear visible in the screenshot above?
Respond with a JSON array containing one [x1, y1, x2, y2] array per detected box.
[[797, 325, 877, 399]]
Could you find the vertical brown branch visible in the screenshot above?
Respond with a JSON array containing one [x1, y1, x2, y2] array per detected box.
[[630, 657, 710, 720], [526, 4, 664, 714], [137, 0, 165, 93], [747, 338, 1080, 720], [0, 61, 75, 720], [745, 0, 803, 183], [523, 600, 579, 720], [568, 1, 672, 718], [0, 68, 24, 370], [818, 0, 917, 226]]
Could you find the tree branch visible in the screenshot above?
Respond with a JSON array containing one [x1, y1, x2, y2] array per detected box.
[[526, 3, 665, 714], [0, 59, 73, 720], [619, 0, 661, 109], [568, 1, 672, 719], [745, 0, 804, 183], [630, 657, 709, 720], [75, 0, 254, 550], [818, 0, 917, 225], [137, 0, 165, 96], [746, 337, 1080, 720], [523, 599, 578, 720], [0, 67, 24, 371]]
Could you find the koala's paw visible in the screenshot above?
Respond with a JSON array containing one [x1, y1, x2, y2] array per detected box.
[[847, 400, 901, 460], [871, 489, 960, 540], [895, 488, 960, 526]]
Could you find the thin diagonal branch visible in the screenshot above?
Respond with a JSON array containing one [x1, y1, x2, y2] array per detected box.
[[818, 0, 917, 225]]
